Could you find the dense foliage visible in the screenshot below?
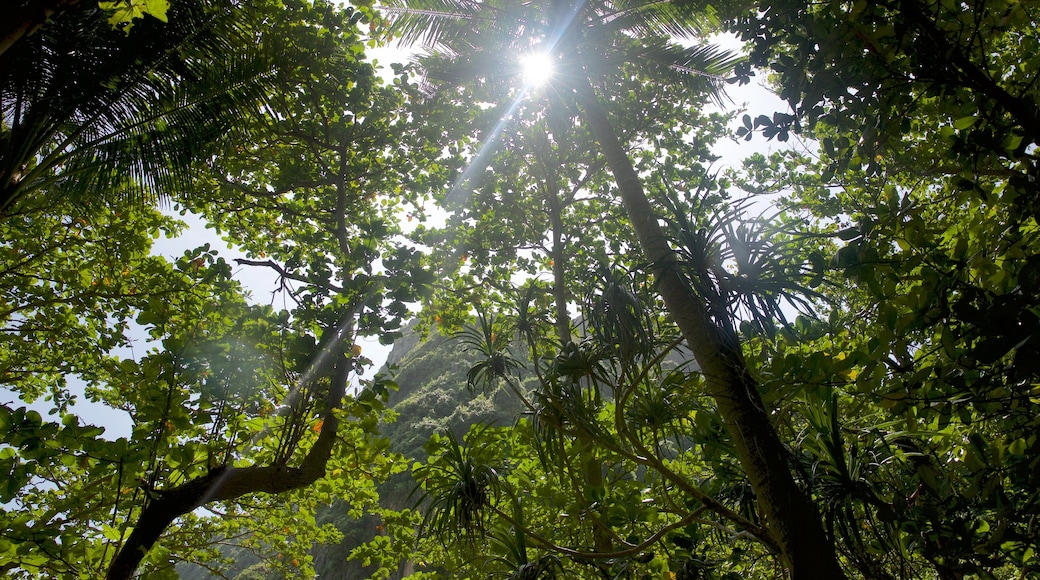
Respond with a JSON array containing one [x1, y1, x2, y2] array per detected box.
[[1, 0, 1038, 578], [1, 1, 424, 577]]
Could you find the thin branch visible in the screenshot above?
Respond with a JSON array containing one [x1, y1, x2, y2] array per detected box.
[[234, 258, 344, 294]]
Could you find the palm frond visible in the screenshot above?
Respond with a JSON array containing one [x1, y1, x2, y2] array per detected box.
[[57, 45, 278, 206], [595, 0, 720, 40], [606, 39, 741, 105], [584, 264, 658, 360], [454, 311, 521, 393], [415, 427, 504, 538], [0, 0, 288, 213], [380, 0, 496, 50], [381, 0, 738, 113], [664, 190, 828, 337]]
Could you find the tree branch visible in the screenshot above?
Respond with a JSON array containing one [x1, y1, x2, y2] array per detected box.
[[900, 0, 1040, 142], [105, 316, 355, 579], [492, 503, 710, 561], [234, 258, 344, 294]]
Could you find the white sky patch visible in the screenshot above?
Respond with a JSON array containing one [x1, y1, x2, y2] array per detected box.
[[152, 209, 394, 386]]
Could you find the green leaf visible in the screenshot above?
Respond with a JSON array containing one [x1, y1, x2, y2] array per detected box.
[[953, 116, 978, 130]]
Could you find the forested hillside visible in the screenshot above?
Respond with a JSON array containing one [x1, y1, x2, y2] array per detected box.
[[311, 322, 524, 579], [2, 0, 1039, 578], [178, 323, 517, 579]]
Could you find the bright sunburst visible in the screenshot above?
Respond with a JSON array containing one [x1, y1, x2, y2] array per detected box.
[[520, 51, 555, 87]]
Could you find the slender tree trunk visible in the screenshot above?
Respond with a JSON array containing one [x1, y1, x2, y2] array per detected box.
[[545, 179, 572, 344], [528, 127, 573, 345], [106, 327, 354, 579], [572, 74, 846, 579], [530, 129, 614, 555]]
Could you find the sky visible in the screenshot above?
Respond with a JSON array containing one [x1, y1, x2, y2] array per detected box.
[[12, 32, 795, 442], [153, 34, 792, 369]]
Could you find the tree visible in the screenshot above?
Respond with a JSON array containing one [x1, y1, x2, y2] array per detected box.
[[10, 0, 1039, 576], [1, 0, 171, 58], [719, 130, 1040, 578], [0, 0, 430, 577], [712, 1, 1040, 571], [383, 0, 847, 576], [0, 197, 393, 578], [0, 0, 286, 216], [731, 0, 1039, 190], [401, 51, 750, 575]]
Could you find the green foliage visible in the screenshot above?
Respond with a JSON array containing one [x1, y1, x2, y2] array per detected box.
[[721, 6, 1040, 566], [404, 275, 781, 578], [99, 0, 171, 31], [731, 0, 1039, 194], [375, 0, 1040, 578], [0, 0, 428, 577], [0, 189, 408, 575], [456, 312, 522, 394], [0, 0, 296, 213], [415, 427, 505, 538], [6, 0, 1040, 577]]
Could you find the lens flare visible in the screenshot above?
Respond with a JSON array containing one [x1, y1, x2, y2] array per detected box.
[[520, 52, 555, 87]]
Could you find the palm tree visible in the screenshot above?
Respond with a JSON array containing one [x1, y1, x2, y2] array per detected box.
[[1, 0, 171, 58], [383, 0, 847, 576], [1, 0, 81, 58], [0, 0, 280, 216]]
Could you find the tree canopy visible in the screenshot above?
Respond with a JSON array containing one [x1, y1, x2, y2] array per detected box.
[[1, 0, 1039, 578]]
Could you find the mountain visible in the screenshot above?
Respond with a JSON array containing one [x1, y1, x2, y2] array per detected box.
[[177, 321, 522, 579], [310, 321, 525, 579]]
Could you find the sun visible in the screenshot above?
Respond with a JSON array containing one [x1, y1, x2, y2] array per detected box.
[[520, 51, 555, 87]]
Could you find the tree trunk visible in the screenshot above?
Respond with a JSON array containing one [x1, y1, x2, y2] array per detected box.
[[105, 331, 353, 579], [533, 135, 614, 555], [0, 0, 82, 58], [546, 180, 572, 344], [573, 74, 847, 579]]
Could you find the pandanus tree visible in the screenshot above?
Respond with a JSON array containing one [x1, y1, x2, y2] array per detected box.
[[383, 0, 846, 576], [411, 72, 739, 572]]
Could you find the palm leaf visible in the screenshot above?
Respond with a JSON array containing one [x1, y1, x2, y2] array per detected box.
[[455, 311, 522, 393], [643, 40, 739, 81], [584, 264, 658, 360], [414, 427, 503, 538], [56, 45, 278, 205], [664, 190, 828, 336], [590, 37, 740, 105], [381, 0, 497, 50], [0, 0, 286, 213], [381, 0, 740, 111], [594, 0, 719, 40]]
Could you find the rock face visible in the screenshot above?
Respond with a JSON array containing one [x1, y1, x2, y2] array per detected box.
[[310, 321, 524, 579], [383, 320, 424, 371], [380, 323, 523, 462]]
